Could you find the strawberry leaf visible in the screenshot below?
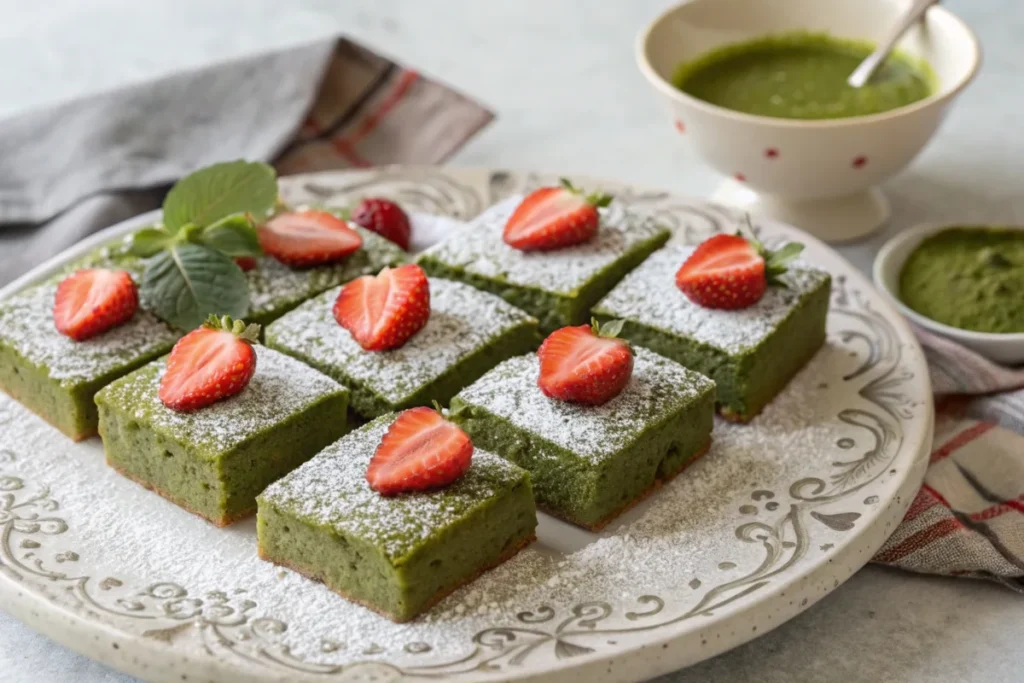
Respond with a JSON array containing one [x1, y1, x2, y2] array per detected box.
[[141, 243, 249, 330], [203, 314, 261, 342], [197, 214, 262, 257], [767, 241, 804, 267], [129, 227, 174, 257], [765, 241, 805, 287], [598, 318, 626, 339], [163, 160, 277, 234]]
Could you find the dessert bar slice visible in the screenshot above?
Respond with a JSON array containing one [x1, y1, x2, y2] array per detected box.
[[265, 277, 539, 420], [418, 196, 669, 332], [449, 347, 715, 530], [95, 347, 349, 525], [592, 244, 831, 421], [0, 280, 180, 440], [257, 413, 537, 622], [245, 221, 407, 326]]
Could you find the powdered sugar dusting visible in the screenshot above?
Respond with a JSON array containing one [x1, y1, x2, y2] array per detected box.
[[419, 196, 668, 294], [96, 347, 346, 454], [265, 278, 536, 405], [0, 175, 929, 676], [455, 347, 715, 461], [261, 414, 529, 560], [0, 281, 180, 384], [594, 244, 830, 355], [0, 313, 924, 671]]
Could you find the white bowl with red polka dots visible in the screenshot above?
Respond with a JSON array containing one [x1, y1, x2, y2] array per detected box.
[[636, 0, 981, 242]]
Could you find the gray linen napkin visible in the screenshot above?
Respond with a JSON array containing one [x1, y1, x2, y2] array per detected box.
[[0, 37, 493, 285]]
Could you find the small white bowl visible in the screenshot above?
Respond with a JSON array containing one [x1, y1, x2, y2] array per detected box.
[[636, 0, 981, 243], [873, 223, 1024, 365]]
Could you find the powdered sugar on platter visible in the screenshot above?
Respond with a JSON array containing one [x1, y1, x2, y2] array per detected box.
[[0, 168, 932, 683]]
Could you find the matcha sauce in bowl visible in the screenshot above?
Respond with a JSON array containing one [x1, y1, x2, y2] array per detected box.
[[673, 32, 935, 120], [899, 227, 1024, 335]]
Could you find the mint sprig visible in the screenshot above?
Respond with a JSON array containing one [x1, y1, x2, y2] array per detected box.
[[163, 160, 277, 234], [131, 160, 279, 330], [143, 245, 251, 332]]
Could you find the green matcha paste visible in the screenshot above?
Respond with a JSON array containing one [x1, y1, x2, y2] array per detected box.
[[899, 227, 1024, 334], [673, 32, 934, 120]]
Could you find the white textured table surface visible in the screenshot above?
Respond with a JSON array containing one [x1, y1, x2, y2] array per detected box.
[[1, 1, 1022, 681]]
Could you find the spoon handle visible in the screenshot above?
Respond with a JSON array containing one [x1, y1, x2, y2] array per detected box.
[[847, 0, 938, 88]]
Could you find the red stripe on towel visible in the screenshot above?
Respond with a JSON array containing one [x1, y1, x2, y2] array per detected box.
[[929, 422, 995, 463], [874, 517, 964, 564]]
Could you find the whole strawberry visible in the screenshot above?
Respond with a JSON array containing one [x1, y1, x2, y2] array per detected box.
[[503, 178, 612, 251], [366, 406, 474, 495], [159, 315, 261, 412], [54, 269, 138, 341], [333, 264, 430, 351], [351, 198, 411, 250], [234, 256, 258, 271], [537, 319, 634, 405], [675, 231, 804, 310]]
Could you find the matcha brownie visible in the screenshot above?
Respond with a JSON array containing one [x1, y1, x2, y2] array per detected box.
[[245, 221, 407, 326], [0, 280, 180, 441], [96, 346, 349, 525], [266, 277, 539, 419], [257, 413, 537, 622], [65, 216, 407, 329], [449, 347, 715, 530], [592, 244, 831, 422], [417, 196, 670, 332]]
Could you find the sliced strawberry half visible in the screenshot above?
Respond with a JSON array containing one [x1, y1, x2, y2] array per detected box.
[[366, 406, 474, 495], [675, 229, 804, 310], [537, 319, 634, 405], [158, 315, 260, 412], [503, 178, 613, 251], [351, 197, 411, 250], [332, 264, 430, 351], [258, 210, 362, 268], [53, 268, 138, 341]]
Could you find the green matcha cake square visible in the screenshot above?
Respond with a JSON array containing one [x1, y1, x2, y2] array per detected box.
[[265, 277, 539, 420], [95, 347, 349, 526], [417, 197, 670, 332], [257, 413, 537, 622], [592, 244, 831, 422], [449, 347, 716, 530], [66, 219, 407, 329], [244, 223, 407, 326], [0, 280, 181, 441]]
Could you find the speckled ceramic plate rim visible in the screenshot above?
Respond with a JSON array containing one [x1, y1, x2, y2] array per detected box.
[[0, 166, 933, 683]]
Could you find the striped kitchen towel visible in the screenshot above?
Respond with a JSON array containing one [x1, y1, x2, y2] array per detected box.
[[873, 326, 1024, 591], [0, 37, 492, 285]]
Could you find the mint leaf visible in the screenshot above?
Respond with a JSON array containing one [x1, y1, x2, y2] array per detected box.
[[197, 214, 262, 257], [129, 227, 174, 257], [163, 160, 277, 233], [141, 243, 249, 330]]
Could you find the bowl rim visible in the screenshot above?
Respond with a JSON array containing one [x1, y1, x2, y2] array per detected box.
[[872, 222, 1024, 344], [635, 0, 983, 129]]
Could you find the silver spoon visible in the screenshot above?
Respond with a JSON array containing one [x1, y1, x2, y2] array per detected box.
[[847, 0, 938, 88]]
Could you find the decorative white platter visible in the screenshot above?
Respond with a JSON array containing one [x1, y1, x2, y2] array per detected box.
[[0, 167, 933, 683]]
